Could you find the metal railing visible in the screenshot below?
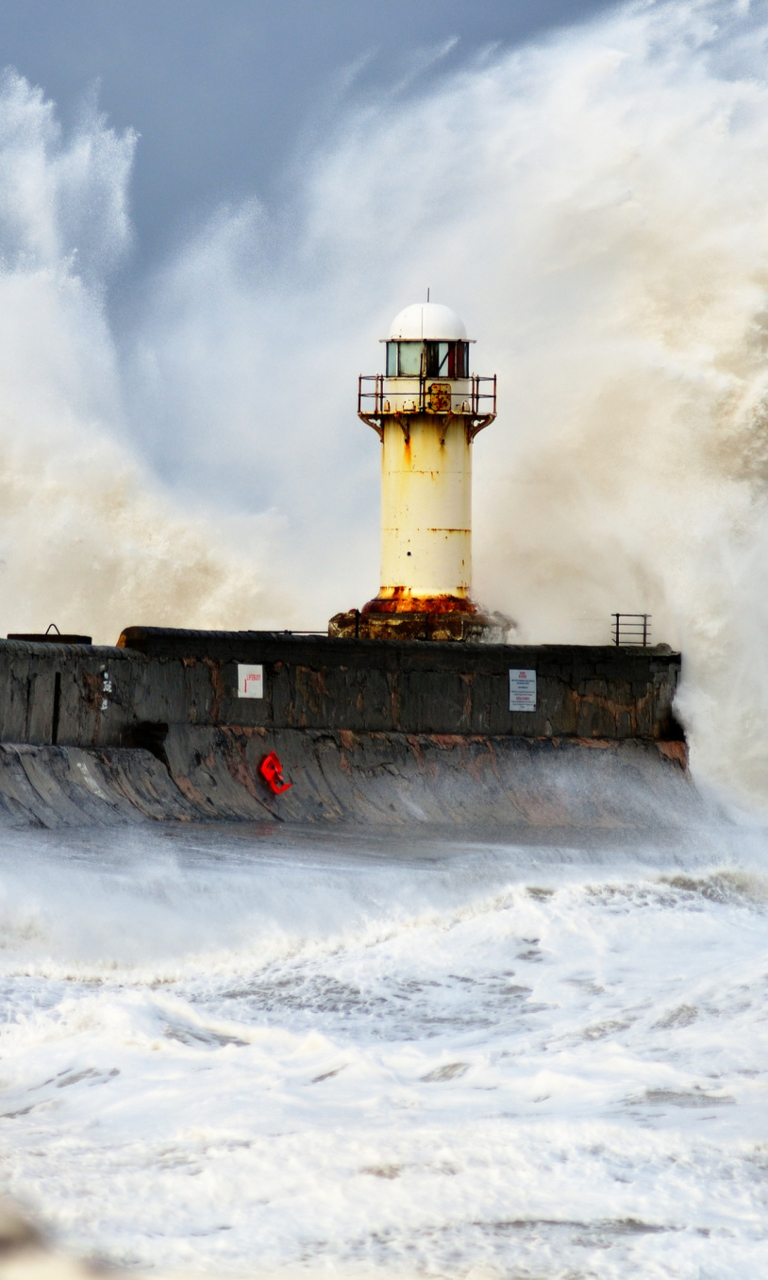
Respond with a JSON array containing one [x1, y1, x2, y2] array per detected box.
[[358, 373, 497, 420], [612, 614, 651, 646]]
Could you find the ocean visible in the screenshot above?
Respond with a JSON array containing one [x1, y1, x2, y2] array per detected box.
[[1, 818, 766, 1278]]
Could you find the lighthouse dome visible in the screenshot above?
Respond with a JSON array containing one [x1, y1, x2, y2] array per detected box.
[[388, 302, 468, 342]]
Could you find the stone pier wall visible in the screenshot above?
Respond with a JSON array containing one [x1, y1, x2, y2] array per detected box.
[[0, 629, 689, 828]]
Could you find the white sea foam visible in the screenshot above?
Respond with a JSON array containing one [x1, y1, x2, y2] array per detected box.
[[1, 823, 768, 1277]]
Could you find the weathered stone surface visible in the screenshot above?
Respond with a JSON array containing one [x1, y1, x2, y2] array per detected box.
[[162, 726, 699, 828], [0, 730, 703, 830], [110, 629, 681, 741], [0, 631, 688, 828], [0, 634, 684, 747], [0, 743, 199, 827]]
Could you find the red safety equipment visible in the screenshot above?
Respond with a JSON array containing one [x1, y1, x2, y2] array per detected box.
[[258, 750, 292, 795]]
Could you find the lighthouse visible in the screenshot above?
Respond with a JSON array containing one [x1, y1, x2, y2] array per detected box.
[[330, 302, 508, 641]]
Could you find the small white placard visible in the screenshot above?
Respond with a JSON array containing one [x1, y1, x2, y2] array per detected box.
[[237, 664, 264, 699], [509, 668, 537, 712]]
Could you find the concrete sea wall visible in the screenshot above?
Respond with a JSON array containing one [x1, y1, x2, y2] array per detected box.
[[0, 630, 694, 828]]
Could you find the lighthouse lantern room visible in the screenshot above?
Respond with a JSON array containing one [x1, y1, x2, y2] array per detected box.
[[329, 302, 508, 642]]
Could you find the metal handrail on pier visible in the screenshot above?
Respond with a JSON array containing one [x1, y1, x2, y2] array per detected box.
[[612, 614, 652, 646]]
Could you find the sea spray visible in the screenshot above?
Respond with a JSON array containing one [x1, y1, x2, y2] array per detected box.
[[127, 0, 768, 809], [0, 72, 292, 644]]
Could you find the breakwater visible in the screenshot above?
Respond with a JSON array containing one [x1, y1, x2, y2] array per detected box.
[[0, 629, 695, 828]]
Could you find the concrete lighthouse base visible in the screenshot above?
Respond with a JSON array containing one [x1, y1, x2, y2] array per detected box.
[[328, 607, 511, 642]]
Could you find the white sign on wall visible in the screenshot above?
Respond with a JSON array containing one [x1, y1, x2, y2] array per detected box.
[[237, 664, 264, 699], [509, 668, 537, 712]]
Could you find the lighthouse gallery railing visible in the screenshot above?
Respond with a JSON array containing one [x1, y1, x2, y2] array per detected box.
[[358, 373, 497, 421]]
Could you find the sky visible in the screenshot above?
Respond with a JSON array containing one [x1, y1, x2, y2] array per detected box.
[[0, 0, 620, 275]]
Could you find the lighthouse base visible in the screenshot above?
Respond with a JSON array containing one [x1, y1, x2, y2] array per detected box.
[[328, 608, 511, 643]]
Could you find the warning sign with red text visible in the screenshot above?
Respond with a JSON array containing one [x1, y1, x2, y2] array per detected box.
[[509, 668, 536, 712]]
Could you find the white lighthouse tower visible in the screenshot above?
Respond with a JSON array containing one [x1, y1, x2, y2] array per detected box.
[[330, 301, 507, 641]]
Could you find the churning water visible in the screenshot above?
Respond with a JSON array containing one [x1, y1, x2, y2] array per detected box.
[[1, 819, 768, 1278]]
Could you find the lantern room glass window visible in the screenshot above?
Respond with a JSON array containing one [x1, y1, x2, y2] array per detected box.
[[386, 340, 469, 377], [396, 342, 423, 376]]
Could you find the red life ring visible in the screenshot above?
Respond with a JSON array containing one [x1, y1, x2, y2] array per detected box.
[[258, 750, 292, 795]]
